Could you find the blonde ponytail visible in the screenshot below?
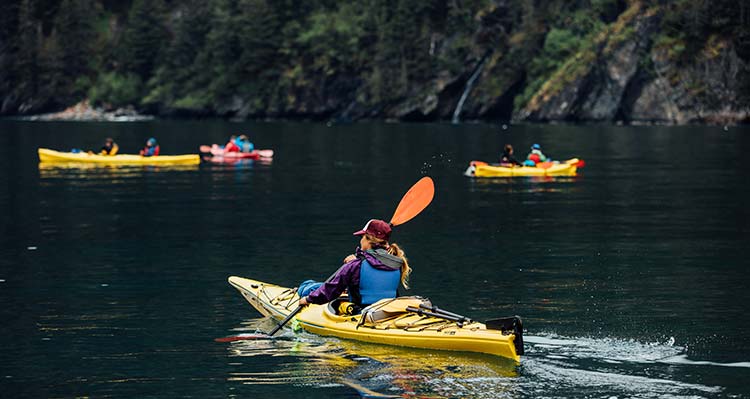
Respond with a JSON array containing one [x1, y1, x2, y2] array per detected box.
[[364, 234, 411, 289], [387, 242, 411, 289]]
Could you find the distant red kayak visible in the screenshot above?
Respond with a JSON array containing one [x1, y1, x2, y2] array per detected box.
[[199, 145, 274, 160]]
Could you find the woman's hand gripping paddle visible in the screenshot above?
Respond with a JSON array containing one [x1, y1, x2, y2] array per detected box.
[[216, 177, 435, 342]]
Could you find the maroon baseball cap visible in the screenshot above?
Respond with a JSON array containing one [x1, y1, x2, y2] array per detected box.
[[353, 219, 392, 241]]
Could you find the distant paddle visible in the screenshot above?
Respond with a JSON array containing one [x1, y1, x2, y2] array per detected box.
[[218, 177, 436, 342], [214, 333, 271, 342]]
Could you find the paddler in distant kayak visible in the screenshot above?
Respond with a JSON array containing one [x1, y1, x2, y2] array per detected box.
[[524, 143, 548, 166], [237, 134, 254, 153], [500, 144, 522, 166], [100, 137, 119, 155], [297, 219, 411, 311], [224, 135, 240, 152], [139, 137, 160, 157]]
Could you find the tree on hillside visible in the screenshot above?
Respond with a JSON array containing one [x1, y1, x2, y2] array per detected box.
[[193, 0, 242, 102], [16, 0, 41, 102], [119, 0, 167, 80], [47, 0, 98, 104], [144, 0, 212, 110]]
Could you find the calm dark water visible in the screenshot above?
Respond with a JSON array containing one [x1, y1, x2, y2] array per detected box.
[[1, 120, 748, 398]]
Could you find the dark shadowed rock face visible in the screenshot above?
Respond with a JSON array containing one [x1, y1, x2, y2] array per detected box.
[[578, 27, 653, 121], [517, 5, 749, 125], [519, 4, 658, 123], [516, 3, 750, 124], [629, 44, 749, 124]]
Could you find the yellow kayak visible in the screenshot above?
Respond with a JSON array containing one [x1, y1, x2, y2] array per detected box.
[[38, 148, 200, 166], [466, 158, 584, 177], [228, 276, 524, 363]]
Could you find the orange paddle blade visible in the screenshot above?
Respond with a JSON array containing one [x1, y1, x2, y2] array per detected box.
[[390, 177, 434, 226]]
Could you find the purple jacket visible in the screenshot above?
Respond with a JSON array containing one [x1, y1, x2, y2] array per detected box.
[[306, 247, 403, 305]]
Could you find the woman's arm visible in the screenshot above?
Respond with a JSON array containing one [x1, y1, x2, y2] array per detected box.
[[304, 261, 359, 305]]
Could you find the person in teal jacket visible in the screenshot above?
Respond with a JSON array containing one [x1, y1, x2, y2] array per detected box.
[[525, 143, 547, 166]]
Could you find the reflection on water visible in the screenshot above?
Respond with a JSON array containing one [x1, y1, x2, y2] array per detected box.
[[201, 156, 273, 168], [224, 318, 517, 398], [220, 318, 728, 398], [38, 162, 200, 179], [3, 121, 749, 398]]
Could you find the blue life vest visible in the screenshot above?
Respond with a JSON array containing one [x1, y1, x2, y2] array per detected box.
[[357, 259, 400, 305]]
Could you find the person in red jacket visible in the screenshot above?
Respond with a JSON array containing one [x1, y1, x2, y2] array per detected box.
[[140, 138, 160, 157], [224, 135, 240, 152]]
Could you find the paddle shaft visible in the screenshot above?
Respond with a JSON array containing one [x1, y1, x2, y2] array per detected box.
[[405, 306, 468, 327], [419, 303, 472, 323], [266, 266, 343, 336], [267, 305, 303, 336]]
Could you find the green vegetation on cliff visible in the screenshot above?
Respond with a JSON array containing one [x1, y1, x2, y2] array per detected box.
[[1, 0, 748, 123]]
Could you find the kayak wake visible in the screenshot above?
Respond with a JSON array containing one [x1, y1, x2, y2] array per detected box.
[[220, 322, 736, 397]]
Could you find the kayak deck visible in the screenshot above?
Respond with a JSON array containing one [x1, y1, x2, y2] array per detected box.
[[38, 148, 200, 165], [228, 276, 522, 363]]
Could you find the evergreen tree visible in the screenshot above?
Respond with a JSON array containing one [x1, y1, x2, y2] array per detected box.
[[238, 0, 282, 81], [193, 0, 242, 101], [145, 0, 212, 109], [16, 0, 40, 99], [119, 0, 167, 80], [0, 0, 22, 108], [53, 0, 97, 79], [48, 0, 98, 103]]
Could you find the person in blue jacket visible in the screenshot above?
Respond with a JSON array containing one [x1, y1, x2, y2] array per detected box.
[[297, 219, 411, 309], [140, 138, 160, 157], [235, 134, 255, 153]]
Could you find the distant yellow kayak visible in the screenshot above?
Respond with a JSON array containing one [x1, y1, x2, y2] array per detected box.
[[228, 276, 524, 363], [38, 148, 200, 166], [465, 158, 584, 177]]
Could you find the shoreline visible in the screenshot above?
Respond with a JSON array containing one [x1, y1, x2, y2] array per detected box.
[[9, 101, 747, 127], [20, 101, 153, 122]]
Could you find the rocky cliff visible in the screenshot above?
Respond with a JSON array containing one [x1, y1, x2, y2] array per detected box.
[[1, 0, 748, 124]]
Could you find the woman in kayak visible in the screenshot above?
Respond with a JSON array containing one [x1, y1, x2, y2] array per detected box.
[[298, 219, 411, 309], [500, 144, 521, 166], [139, 138, 160, 157], [100, 137, 119, 155]]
